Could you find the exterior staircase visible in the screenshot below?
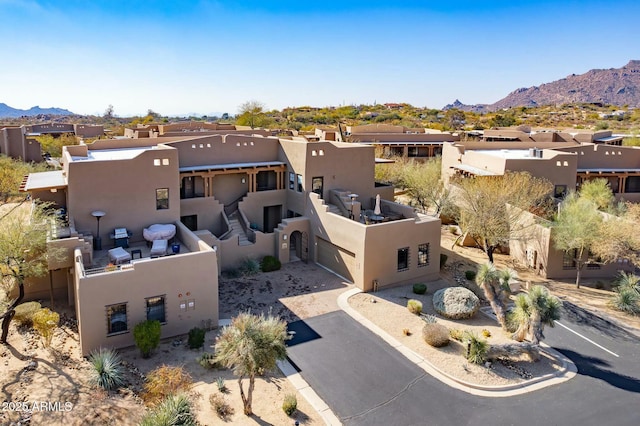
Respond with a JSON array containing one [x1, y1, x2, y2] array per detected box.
[[225, 212, 252, 246]]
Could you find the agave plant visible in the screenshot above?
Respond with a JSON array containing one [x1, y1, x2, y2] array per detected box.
[[610, 287, 640, 315], [140, 394, 197, 426], [88, 348, 125, 391], [614, 271, 640, 294]]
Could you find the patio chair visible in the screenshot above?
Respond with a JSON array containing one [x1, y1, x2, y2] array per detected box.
[[150, 239, 168, 257]]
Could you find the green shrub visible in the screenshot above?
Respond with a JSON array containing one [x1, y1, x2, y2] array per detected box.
[[210, 393, 234, 419], [133, 320, 161, 358], [422, 323, 450, 347], [88, 348, 125, 391], [407, 299, 423, 315], [13, 301, 42, 326], [465, 270, 476, 281], [143, 365, 193, 406], [282, 393, 297, 416], [440, 253, 448, 269], [609, 287, 640, 315], [216, 377, 227, 393], [32, 308, 59, 347], [261, 255, 281, 272], [188, 327, 205, 350], [464, 331, 489, 365], [412, 283, 427, 295], [420, 313, 437, 324], [198, 352, 220, 369], [140, 394, 197, 426]]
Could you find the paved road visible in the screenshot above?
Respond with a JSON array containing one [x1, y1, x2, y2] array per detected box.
[[286, 306, 640, 426]]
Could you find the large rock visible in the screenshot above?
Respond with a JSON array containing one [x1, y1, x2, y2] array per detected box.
[[433, 287, 480, 320]]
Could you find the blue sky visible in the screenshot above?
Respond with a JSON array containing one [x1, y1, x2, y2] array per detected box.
[[1, 0, 639, 116]]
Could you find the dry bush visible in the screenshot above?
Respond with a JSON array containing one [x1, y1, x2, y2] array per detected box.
[[422, 323, 450, 347], [142, 365, 193, 406], [210, 393, 234, 419], [407, 299, 423, 315]]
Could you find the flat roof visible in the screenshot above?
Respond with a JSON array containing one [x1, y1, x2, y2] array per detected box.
[[21, 170, 66, 191], [452, 164, 500, 176], [71, 147, 155, 162], [356, 141, 445, 146], [179, 161, 286, 173], [594, 136, 624, 142], [578, 168, 640, 173], [474, 149, 541, 159]]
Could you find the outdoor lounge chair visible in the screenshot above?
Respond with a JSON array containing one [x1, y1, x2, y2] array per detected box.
[[108, 247, 131, 265], [150, 239, 168, 257]]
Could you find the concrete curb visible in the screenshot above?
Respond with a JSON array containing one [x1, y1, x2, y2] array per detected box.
[[219, 318, 342, 425], [337, 288, 577, 397]]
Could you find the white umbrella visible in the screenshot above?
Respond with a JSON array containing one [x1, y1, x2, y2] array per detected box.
[[374, 194, 381, 216]]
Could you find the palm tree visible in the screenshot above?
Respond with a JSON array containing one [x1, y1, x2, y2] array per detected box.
[[214, 311, 288, 416], [510, 285, 562, 344], [475, 262, 509, 330]]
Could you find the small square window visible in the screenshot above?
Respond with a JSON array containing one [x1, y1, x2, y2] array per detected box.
[[154, 159, 161, 166], [156, 188, 169, 210], [397, 247, 409, 271], [179, 301, 187, 312], [187, 299, 195, 310], [162, 158, 169, 166], [106, 303, 128, 335]]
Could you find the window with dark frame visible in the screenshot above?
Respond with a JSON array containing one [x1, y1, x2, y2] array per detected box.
[[289, 172, 295, 190], [146, 295, 166, 323], [397, 247, 409, 271], [156, 188, 169, 209], [297, 174, 303, 192], [312, 177, 323, 199], [106, 303, 128, 335], [418, 243, 429, 267]]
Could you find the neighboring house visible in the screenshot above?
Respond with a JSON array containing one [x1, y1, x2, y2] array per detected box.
[[21, 132, 441, 355], [441, 135, 640, 280], [482, 128, 623, 145], [344, 124, 460, 160], [0, 123, 104, 162]]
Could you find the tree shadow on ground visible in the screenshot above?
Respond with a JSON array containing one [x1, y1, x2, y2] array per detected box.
[[561, 302, 640, 343], [557, 348, 640, 393]]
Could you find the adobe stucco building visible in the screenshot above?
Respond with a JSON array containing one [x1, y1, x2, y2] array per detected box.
[[22, 131, 441, 355]]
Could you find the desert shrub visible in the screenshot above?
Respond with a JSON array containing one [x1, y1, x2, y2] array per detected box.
[[420, 313, 437, 324], [241, 257, 260, 276], [609, 287, 640, 315], [198, 352, 220, 369], [407, 299, 423, 315], [210, 393, 234, 419], [143, 365, 193, 406], [439, 253, 448, 269], [449, 328, 464, 342], [88, 348, 125, 391], [32, 308, 59, 347], [465, 270, 476, 281], [464, 331, 489, 365], [140, 393, 197, 426], [216, 377, 227, 393], [282, 393, 297, 416], [261, 255, 281, 272], [13, 301, 41, 326], [133, 320, 161, 358], [412, 283, 427, 295], [422, 323, 450, 347], [188, 327, 205, 350], [481, 329, 492, 338]]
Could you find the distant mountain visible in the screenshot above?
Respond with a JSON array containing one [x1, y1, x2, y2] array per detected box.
[[445, 60, 640, 112], [0, 103, 74, 118]]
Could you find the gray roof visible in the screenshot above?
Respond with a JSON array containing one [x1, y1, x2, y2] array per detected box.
[[179, 161, 286, 173]]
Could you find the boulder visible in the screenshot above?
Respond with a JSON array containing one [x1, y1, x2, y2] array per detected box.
[[433, 287, 480, 319]]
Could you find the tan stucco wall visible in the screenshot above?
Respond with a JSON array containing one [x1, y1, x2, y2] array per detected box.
[[239, 190, 287, 232], [74, 246, 218, 356], [179, 197, 225, 235]]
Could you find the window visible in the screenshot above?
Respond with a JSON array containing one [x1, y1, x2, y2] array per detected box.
[[625, 176, 640, 193], [297, 174, 303, 192], [156, 188, 169, 209], [289, 172, 295, 190], [397, 247, 409, 271], [418, 243, 429, 267], [106, 303, 128, 335], [554, 185, 567, 198], [312, 177, 323, 199], [146, 295, 166, 323], [562, 249, 577, 269]]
